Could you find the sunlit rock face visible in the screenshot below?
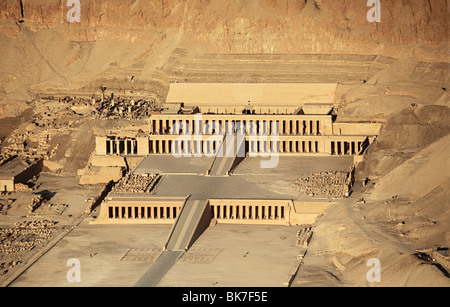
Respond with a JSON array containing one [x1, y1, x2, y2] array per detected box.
[[0, 0, 447, 105]]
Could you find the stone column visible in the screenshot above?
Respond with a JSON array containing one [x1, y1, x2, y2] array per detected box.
[[149, 206, 154, 219], [155, 120, 159, 134], [125, 140, 129, 155], [197, 140, 201, 155], [113, 139, 118, 154], [188, 120, 193, 135], [216, 206, 221, 219], [198, 119, 202, 135], [130, 140, 135, 155], [108, 140, 113, 155], [165, 207, 170, 219]]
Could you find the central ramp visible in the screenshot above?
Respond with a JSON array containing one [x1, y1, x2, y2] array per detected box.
[[165, 199, 211, 251], [134, 251, 183, 287], [135, 199, 211, 286], [209, 134, 246, 177]]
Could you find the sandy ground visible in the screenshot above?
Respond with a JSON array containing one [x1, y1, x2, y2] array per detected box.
[[9, 220, 301, 287], [9, 221, 172, 287], [134, 155, 213, 175], [294, 200, 450, 287], [158, 224, 300, 287], [0, 173, 99, 286]]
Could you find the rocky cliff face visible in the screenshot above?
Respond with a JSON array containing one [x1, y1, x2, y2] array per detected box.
[[1, 0, 447, 48], [0, 0, 447, 105]]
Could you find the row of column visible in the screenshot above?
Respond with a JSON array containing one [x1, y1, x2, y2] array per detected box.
[[149, 139, 223, 155], [248, 140, 320, 154], [149, 139, 321, 155], [151, 119, 322, 136], [108, 206, 181, 219], [331, 141, 362, 156], [106, 138, 137, 155], [211, 204, 286, 220]]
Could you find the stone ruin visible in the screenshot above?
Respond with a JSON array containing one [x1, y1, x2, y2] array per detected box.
[[40, 95, 158, 120], [0, 220, 59, 277], [294, 169, 354, 199], [28, 194, 44, 213], [0, 199, 13, 216], [111, 173, 161, 194], [0, 220, 59, 255], [35, 203, 68, 216]]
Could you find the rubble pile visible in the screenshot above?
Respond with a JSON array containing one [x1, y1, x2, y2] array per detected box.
[[14, 183, 32, 192], [296, 227, 313, 248], [1, 117, 61, 160], [0, 95, 157, 164], [0, 199, 13, 216], [294, 170, 353, 198], [0, 152, 13, 166], [0, 220, 59, 254], [28, 194, 44, 213], [0, 257, 23, 277], [36, 204, 68, 216], [92, 97, 157, 120], [42, 95, 159, 120], [112, 173, 161, 194]]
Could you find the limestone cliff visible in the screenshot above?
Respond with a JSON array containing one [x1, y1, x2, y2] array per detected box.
[[1, 0, 447, 47], [0, 0, 447, 106]]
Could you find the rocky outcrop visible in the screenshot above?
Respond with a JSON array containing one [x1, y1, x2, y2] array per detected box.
[[0, 0, 447, 48], [0, 0, 447, 107]]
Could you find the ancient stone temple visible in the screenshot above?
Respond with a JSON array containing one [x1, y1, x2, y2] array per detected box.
[[95, 83, 381, 159], [92, 83, 382, 230]]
